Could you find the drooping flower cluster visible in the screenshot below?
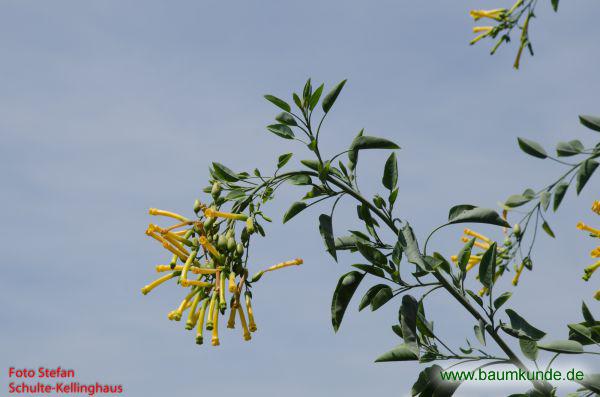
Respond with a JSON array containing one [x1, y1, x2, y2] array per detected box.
[[142, 184, 303, 346], [576, 200, 600, 300]]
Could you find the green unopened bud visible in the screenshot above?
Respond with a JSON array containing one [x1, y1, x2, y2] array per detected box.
[[241, 228, 249, 243], [193, 199, 202, 214], [513, 223, 521, 237], [217, 234, 227, 250], [236, 243, 244, 256], [251, 271, 264, 283], [246, 218, 255, 234], [204, 216, 215, 229], [211, 182, 221, 198], [227, 237, 236, 252]]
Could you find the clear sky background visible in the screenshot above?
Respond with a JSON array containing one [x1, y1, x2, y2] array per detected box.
[[1, 1, 599, 396]]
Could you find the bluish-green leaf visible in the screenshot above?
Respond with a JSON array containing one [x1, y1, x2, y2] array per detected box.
[[359, 284, 387, 311], [519, 338, 538, 361], [553, 181, 569, 211], [212, 162, 240, 182], [277, 153, 293, 168], [576, 159, 599, 194], [331, 271, 364, 332], [283, 201, 307, 223], [371, 285, 393, 311], [322, 79, 347, 113], [537, 340, 584, 354], [374, 343, 419, 362], [556, 140, 584, 157], [493, 292, 512, 310], [505, 194, 531, 208], [309, 84, 324, 111], [356, 241, 387, 267], [517, 137, 547, 159], [350, 135, 400, 151], [267, 124, 295, 139], [382, 152, 398, 191], [264, 94, 291, 112], [319, 214, 337, 261], [447, 205, 511, 228], [579, 115, 600, 132], [504, 309, 546, 340], [275, 112, 297, 126], [352, 264, 385, 278]]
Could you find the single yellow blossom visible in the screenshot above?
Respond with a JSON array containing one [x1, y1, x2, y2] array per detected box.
[[583, 261, 600, 281], [237, 305, 252, 341], [204, 208, 248, 221], [228, 272, 237, 293], [141, 272, 178, 295], [198, 236, 223, 262], [155, 265, 219, 275], [591, 247, 600, 258], [148, 208, 190, 222], [206, 291, 217, 331], [577, 222, 600, 237], [195, 298, 209, 345], [463, 228, 492, 243], [211, 303, 220, 346], [227, 300, 237, 329], [512, 262, 525, 286], [592, 201, 600, 215], [469, 8, 506, 21], [246, 294, 257, 332]]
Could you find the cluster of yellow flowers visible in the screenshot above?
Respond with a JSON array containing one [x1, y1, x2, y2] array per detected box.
[[469, 8, 505, 45], [451, 228, 513, 296], [142, 195, 303, 346], [576, 200, 600, 300]]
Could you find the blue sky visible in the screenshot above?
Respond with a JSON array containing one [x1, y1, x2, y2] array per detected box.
[[1, 1, 599, 396]]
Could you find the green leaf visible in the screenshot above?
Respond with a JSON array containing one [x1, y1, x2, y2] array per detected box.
[[322, 79, 347, 113], [579, 373, 600, 394], [504, 194, 531, 208], [582, 301, 596, 324], [318, 214, 337, 261], [479, 243, 496, 289], [288, 174, 311, 185], [493, 292, 512, 310], [359, 284, 387, 311], [264, 94, 291, 112], [277, 153, 293, 168], [382, 152, 398, 191], [400, 295, 419, 346], [556, 140, 584, 157], [371, 285, 393, 311], [302, 78, 312, 102], [374, 343, 419, 362], [579, 115, 600, 132], [576, 159, 599, 194], [466, 290, 483, 306], [309, 84, 323, 111], [398, 224, 429, 272], [551, 0, 559, 11], [517, 137, 547, 159], [331, 271, 364, 332], [447, 205, 510, 228], [457, 238, 475, 278], [275, 112, 297, 126], [282, 201, 307, 223], [474, 320, 486, 346], [504, 309, 546, 340], [212, 162, 240, 182], [553, 181, 569, 211], [356, 241, 387, 267], [537, 340, 583, 354], [542, 221, 555, 238], [292, 93, 302, 109], [352, 264, 385, 278], [267, 124, 295, 139], [567, 323, 598, 345], [300, 159, 319, 171], [519, 338, 538, 361], [350, 135, 400, 151], [539, 191, 551, 211]]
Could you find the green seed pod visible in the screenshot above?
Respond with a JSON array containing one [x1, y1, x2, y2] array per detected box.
[[227, 237, 236, 252], [236, 243, 244, 256], [226, 229, 234, 239], [217, 234, 227, 250], [246, 218, 255, 234], [193, 199, 202, 214], [204, 216, 215, 229], [211, 182, 221, 198]]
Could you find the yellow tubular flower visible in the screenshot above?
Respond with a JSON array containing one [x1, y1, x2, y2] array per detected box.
[[148, 208, 190, 222], [219, 271, 226, 310], [466, 257, 482, 271], [186, 292, 203, 329], [141, 272, 177, 295], [196, 298, 209, 345], [473, 26, 493, 33], [463, 228, 492, 243], [162, 231, 193, 249], [228, 272, 237, 293], [512, 262, 525, 286], [246, 294, 257, 332], [206, 291, 217, 330], [156, 265, 219, 275], [577, 222, 600, 237], [592, 200, 600, 215], [204, 208, 248, 221], [179, 250, 198, 285], [211, 303, 220, 346], [182, 279, 214, 288], [469, 8, 506, 21], [173, 288, 199, 321], [583, 261, 600, 281], [227, 301, 237, 329], [266, 258, 304, 272], [591, 247, 600, 258], [237, 305, 252, 341], [198, 236, 223, 263], [462, 236, 490, 250]]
